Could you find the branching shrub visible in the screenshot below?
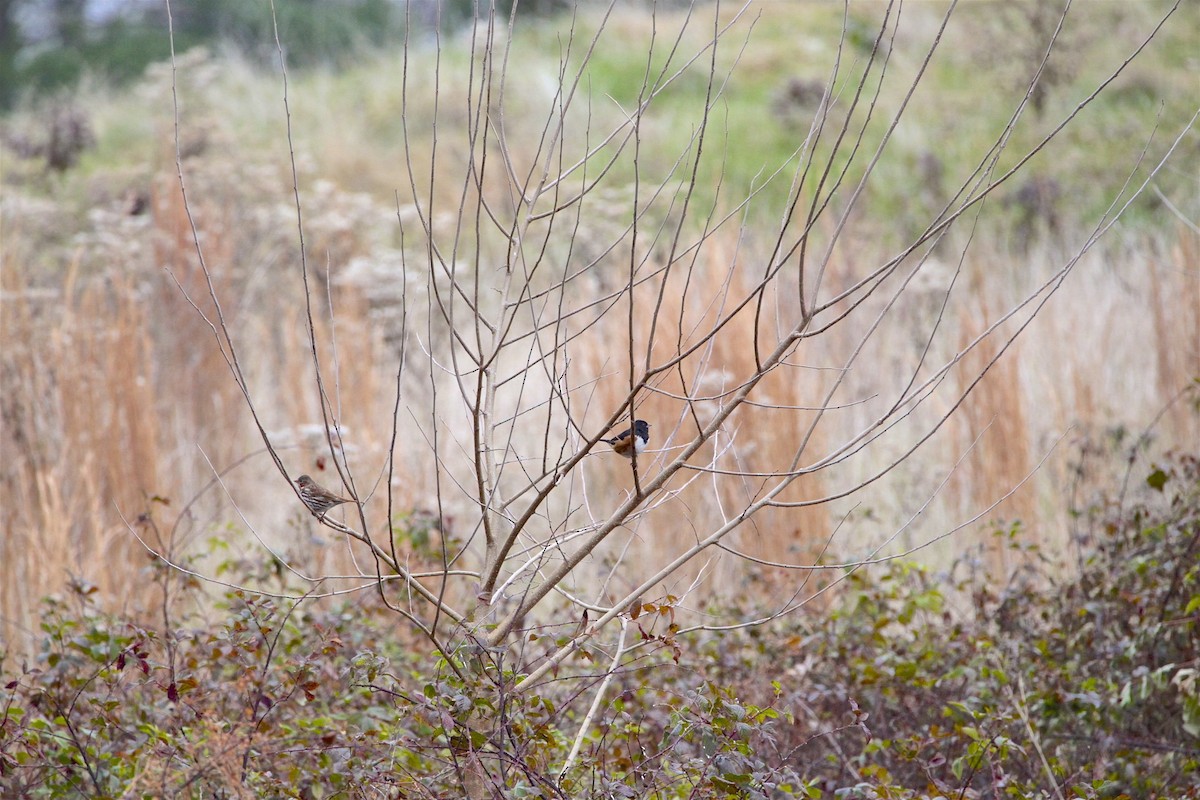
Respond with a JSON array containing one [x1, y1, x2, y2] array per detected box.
[[3, 447, 1196, 797]]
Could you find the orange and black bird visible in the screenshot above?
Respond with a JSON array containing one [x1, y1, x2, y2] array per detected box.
[[296, 474, 352, 518], [604, 420, 650, 458]]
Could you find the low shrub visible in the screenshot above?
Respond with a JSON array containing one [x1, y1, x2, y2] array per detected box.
[[2, 452, 1195, 798]]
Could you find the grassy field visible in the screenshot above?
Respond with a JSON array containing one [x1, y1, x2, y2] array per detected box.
[[1, 0, 1197, 656]]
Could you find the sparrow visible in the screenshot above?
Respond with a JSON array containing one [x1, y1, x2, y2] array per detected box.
[[604, 420, 650, 458], [296, 474, 353, 518]]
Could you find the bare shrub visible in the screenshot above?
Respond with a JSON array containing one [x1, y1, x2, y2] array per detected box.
[[1, 3, 1195, 793], [148, 0, 1194, 664]]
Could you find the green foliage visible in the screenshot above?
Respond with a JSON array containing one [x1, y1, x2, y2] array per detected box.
[[3, 0, 408, 110], [2, 0, 600, 111], [3, 451, 1196, 796], [181, 0, 405, 67], [689, 449, 1199, 799]]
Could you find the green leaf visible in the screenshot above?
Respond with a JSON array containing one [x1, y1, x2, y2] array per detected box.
[[1146, 467, 1169, 491]]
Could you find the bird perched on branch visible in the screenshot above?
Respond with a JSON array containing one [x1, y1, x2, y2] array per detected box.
[[296, 474, 352, 519], [604, 420, 650, 458]]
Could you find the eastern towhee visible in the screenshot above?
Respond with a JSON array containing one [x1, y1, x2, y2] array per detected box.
[[604, 419, 650, 458]]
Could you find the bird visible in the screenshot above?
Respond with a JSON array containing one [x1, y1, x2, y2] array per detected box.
[[604, 420, 650, 459], [295, 474, 352, 518]]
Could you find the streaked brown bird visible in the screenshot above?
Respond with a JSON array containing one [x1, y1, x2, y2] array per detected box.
[[296, 474, 352, 518], [604, 419, 650, 458]]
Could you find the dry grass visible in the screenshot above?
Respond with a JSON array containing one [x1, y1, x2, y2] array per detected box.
[[2, 256, 161, 639], [3, 186, 1195, 653]]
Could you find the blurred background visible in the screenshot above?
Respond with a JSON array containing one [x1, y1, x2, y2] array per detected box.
[[1, 0, 1197, 653]]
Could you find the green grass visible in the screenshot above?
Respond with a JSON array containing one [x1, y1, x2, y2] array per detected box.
[[486, 1, 1198, 243]]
